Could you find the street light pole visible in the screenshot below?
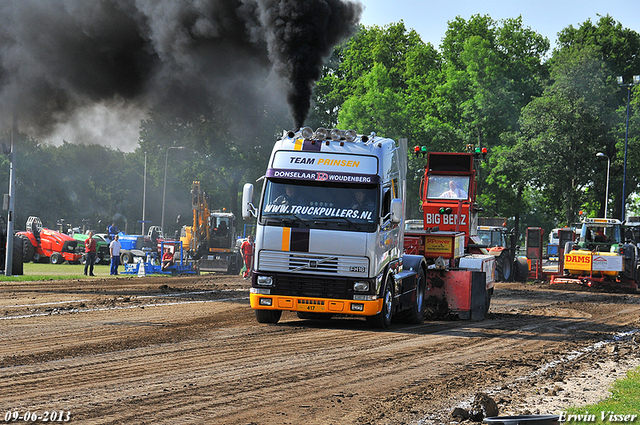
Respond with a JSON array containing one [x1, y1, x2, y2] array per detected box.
[[142, 152, 147, 235], [617, 75, 640, 221], [161, 146, 185, 233], [596, 152, 610, 219]]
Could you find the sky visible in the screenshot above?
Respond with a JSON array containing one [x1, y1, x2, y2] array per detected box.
[[359, 0, 640, 51]]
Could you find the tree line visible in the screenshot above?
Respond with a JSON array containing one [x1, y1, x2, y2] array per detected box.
[[1, 14, 639, 238]]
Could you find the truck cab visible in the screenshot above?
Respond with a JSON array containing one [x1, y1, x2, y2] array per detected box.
[[574, 218, 623, 252], [243, 127, 423, 328]]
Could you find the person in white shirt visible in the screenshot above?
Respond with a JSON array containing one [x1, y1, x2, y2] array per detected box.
[[440, 180, 468, 199], [109, 234, 122, 275]]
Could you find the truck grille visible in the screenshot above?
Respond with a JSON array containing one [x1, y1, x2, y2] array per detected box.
[[258, 250, 368, 277], [276, 274, 351, 299]]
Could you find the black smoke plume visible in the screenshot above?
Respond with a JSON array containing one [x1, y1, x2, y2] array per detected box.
[[256, 0, 362, 128], [0, 0, 362, 143]]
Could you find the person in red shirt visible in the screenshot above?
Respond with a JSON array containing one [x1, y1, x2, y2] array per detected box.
[[241, 235, 254, 279], [84, 231, 97, 277], [162, 248, 174, 271]]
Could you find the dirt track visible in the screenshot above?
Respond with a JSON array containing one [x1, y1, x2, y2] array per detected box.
[[1, 275, 639, 424]]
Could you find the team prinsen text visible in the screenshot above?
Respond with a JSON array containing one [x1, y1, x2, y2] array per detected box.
[[288, 156, 361, 168]]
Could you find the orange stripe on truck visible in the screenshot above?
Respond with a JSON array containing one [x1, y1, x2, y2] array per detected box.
[[282, 227, 291, 251]]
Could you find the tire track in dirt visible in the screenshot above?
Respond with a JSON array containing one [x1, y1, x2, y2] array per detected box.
[[1, 278, 639, 424]]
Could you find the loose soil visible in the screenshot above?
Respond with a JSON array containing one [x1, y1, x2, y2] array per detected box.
[[1, 275, 639, 424]]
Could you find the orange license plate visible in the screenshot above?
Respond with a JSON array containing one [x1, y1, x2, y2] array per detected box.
[[298, 302, 325, 312]]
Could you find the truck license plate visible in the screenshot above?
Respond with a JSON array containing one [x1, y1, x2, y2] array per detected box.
[[299, 304, 324, 312]]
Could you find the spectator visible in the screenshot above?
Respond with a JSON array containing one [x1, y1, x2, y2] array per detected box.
[[241, 235, 254, 280], [109, 234, 121, 275], [162, 248, 174, 271], [84, 231, 97, 277], [108, 222, 119, 241]]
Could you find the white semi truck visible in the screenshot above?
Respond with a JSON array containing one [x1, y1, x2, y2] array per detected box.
[[242, 127, 428, 328]]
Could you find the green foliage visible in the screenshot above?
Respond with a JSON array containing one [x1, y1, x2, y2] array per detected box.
[[2, 14, 640, 236], [563, 366, 640, 424], [0, 262, 113, 280]]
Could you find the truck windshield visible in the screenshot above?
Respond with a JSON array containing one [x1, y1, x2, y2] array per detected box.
[[581, 224, 621, 244], [426, 176, 470, 200], [477, 229, 503, 246], [261, 179, 378, 232]]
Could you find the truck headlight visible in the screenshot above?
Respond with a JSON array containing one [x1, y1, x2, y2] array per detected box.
[[353, 281, 369, 292], [353, 294, 377, 301], [250, 287, 271, 295], [256, 275, 274, 286]]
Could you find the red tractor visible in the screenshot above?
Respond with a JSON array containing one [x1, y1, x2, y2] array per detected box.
[[17, 216, 83, 264], [404, 148, 496, 318]]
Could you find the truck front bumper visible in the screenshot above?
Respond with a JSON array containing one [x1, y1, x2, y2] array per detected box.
[[250, 292, 383, 316]]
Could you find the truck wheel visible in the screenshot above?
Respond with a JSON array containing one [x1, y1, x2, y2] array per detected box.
[[21, 235, 35, 263], [516, 257, 529, 282], [50, 253, 64, 264], [401, 268, 426, 324], [12, 235, 23, 275], [227, 253, 240, 275], [367, 276, 393, 329], [485, 288, 493, 314], [255, 310, 282, 324], [495, 251, 513, 282], [120, 252, 132, 264]]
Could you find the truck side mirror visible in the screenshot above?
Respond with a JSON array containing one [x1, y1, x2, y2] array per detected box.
[[390, 198, 403, 224], [242, 183, 256, 219]]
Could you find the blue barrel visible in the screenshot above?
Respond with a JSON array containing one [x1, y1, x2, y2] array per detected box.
[[484, 415, 559, 425]]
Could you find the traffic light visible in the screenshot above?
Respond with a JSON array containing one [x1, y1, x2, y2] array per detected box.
[[439, 207, 452, 214], [414, 146, 427, 157], [473, 146, 488, 160]]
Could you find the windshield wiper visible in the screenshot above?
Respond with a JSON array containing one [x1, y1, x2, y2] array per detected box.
[[334, 216, 362, 230], [263, 215, 309, 228]]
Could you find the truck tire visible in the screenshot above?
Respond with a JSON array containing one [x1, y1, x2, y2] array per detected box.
[[21, 235, 35, 263], [12, 234, 24, 275], [50, 252, 64, 264], [400, 268, 426, 324], [255, 309, 282, 324], [227, 253, 240, 275], [485, 287, 493, 314], [515, 257, 529, 282], [367, 275, 393, 329], [495, 250, 513, 282]]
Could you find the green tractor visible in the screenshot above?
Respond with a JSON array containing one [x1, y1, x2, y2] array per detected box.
[[72, 232, 111, 265]]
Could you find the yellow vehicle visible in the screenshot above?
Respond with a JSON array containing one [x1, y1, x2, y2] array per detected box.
[[180, 181, 242, 274], [551, 218, 638, 290]]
